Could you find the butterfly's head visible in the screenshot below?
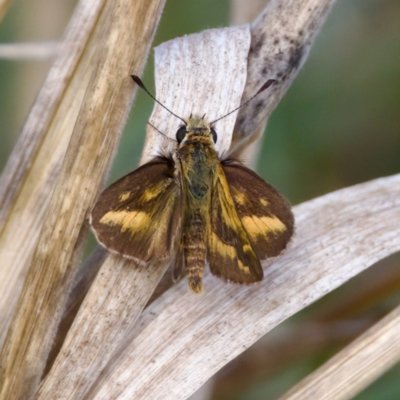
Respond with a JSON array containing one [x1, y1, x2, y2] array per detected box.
[[176, 115, 218, 147]]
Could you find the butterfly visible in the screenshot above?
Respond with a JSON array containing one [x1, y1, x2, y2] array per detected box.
[[90, 76, 294, 293]]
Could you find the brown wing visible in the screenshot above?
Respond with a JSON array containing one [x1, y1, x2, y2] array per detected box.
[[207, 164, 263, 284], [223, 162, 294, 259], [90, 158, 181, 264]]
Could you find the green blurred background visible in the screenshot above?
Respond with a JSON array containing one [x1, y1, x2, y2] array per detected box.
[[1, 0, 399, 399]]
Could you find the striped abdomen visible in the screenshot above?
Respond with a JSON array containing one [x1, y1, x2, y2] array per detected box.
[[183, 212, 206, 293]]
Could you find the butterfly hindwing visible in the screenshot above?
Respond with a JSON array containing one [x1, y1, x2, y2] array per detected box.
[[90, 158, 181, 264], [223, 162, 294, 260], [208, 165, 263, 284]]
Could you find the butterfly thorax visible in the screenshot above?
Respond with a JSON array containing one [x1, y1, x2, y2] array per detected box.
[[174, 117, 220, 293]]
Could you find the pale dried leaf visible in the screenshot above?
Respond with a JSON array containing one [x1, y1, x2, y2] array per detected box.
[[141, 26, 251, 164], [44, 246, 108, 376]]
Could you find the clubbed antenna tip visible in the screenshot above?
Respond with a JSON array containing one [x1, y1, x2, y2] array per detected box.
[[131, 75, 186, 124], [256, 79, 276, 95], [131, 75, 145, 90]]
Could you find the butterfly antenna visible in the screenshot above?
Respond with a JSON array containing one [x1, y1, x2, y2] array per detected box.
[[131, 75, 186, 124], [210, 79, 276, 125]]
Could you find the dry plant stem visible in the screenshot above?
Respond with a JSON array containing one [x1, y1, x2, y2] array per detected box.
[[37, 257, 169, 399], [232, 0, 336, 153], [0, 0, 11, 21], [0, 0, 106, 233], [279, 305, 400, 400], [87, 174, 400, 400], [43, 246, 108, 377], [0, 0, 108, 346], [0, 0, 165, 398]]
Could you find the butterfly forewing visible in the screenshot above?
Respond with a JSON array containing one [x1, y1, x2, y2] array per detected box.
[[208, 165, 264, 284], [223, 162, 294, 259], [90, 158, 181, 264]]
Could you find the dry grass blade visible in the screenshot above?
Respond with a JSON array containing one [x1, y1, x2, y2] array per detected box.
[[0, 0, 165, 398], [43, 246, 108, 377], [86, 174, 400, 399], [0, 0, 108, 347], [279, 304, 400, 400]]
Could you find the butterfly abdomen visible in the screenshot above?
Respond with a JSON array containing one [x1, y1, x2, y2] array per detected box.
[[183, 214, 206, 293]]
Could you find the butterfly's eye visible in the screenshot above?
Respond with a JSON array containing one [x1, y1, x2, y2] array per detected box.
[[211, 127, 218, 143], [176, 126, 187, 143]]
